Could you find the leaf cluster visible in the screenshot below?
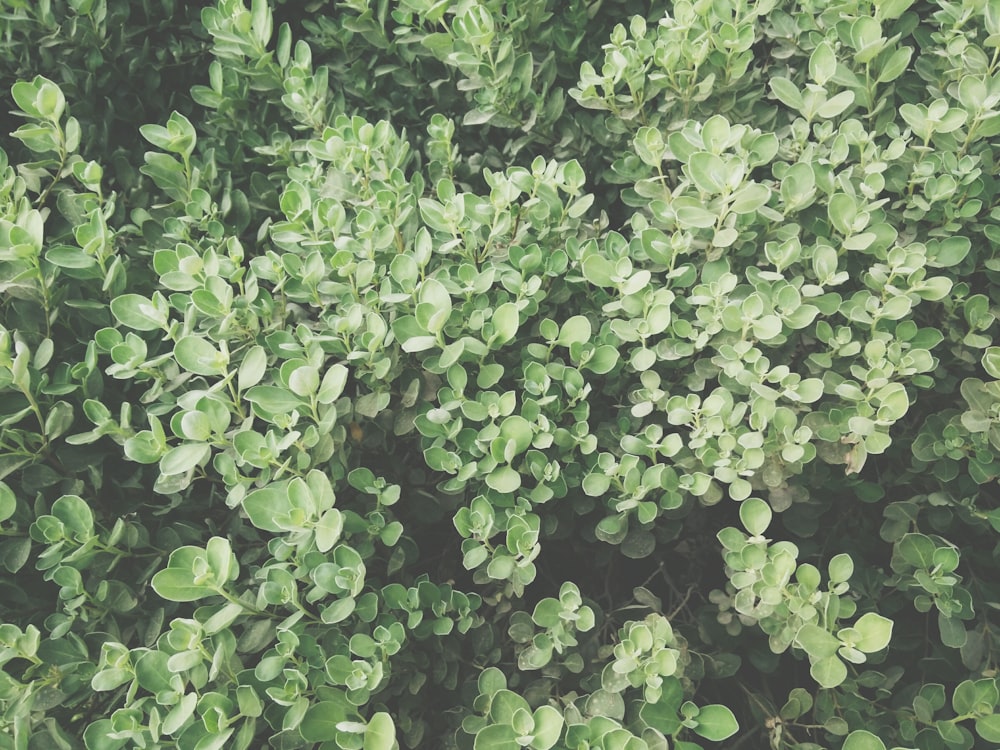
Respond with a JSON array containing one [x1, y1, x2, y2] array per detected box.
[[5, 1, 1000, 749]]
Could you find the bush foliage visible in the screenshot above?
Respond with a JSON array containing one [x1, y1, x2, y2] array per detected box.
[[3, 0, 1000, 748]]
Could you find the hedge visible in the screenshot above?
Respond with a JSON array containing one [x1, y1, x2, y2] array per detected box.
[[3, 1, 1000, 749]]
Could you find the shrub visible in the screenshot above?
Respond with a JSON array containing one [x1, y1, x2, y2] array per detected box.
[[3, 1, 1000, 749]]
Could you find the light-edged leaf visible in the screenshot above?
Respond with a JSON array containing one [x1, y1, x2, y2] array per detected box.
[[245, 385, 305, 415], [300, 700, 353, 742], [688, 152, 728, 193], [810, 654, 848, 688], [151, 565, 215, 602], [174, 336, 228, 376], [242, 485, 288, 532], [828, 553, 854, 584], [236, 346, 267, 391], [48, 494, 93, 539], [473, 724, 519, 750], [976, 714, 1000, 742], [530, 705, 564, 750], [83, 720, 128, 750], [364, 712, 397, 750], [796, 624, 840, 658], [159, 442, 210, 476], [816, 90, 855, 119], [769, 77, 804, 110], [739, 498, 771, 536], [851, 612, 893, 653], [110, 293, 168, 331], [486, 466, 521, 493], [317, 364, 349, 404], [0, 481, 15, 523], [492, 302, 520, 345], [842, 729, 887, 750], [558, 315, 592, 346], [983, 347, 1000, 379], [692, 704, 739, 741]]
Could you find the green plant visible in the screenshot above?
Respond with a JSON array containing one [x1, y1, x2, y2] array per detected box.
[[5, 0, 1000, 748]]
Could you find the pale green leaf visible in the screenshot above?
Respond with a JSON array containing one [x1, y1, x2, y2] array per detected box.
[[692, 704, 739, 741], [364, 712, 397, 750], [842, 729, 887, 750], [852, 612, 893, 653]]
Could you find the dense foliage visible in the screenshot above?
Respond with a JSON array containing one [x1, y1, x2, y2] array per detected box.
[[4, 0, 1000, 748]]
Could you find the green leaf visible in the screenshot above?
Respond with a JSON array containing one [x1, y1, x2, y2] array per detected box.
[[174, 336, 228, 376], [474, 724, 520, 750], [810, 655, 848, 688], [639, 679, 684, 734], [983, 348, 1000, 379], [316, 508, 344, 553], [530, 705, 564, 750], [769, 77, 804, 110], [897, 533, 935, 568], [976, 714, 1000, 742], [242, 486, 287, 532], [151, 555, 216, 602], [739, 498, 771, 536], [842, 730, 887, 750], [237, 346, 267, 391], [0, 481, 15, 523], [828, 193, 858, 235], [486, 466, 521, 493], [140, 111, 196, 157], [634, 126, 666, 167], [828, 553, 854, 584], [288, 365, 320, 397], [558, 315, 592, 346], [46, 245, 97, 269], [688, 152, 728, 193], [729, 183, 771, 214], [245, 385, 305, 415], [809, 42, 837, 85], [875, 383, 909, 421], [478, 364, 505, 388], [499, 416, 533, 454], [816, 90, 855, 119], [877, 46, 913, 83], [12, 76, 65, 120], [90, 668, 132, 691], [581, 255, 616, 287], [478, 667, 507, 698], [952, 680, 978, 715], [110, 293, 168, 331], [322, 597, 356, 623], [134, 651, 173, 693], [796, 625, 840, 658], [419, 197, 451, 232], [159, 442, 211, 476], [205, 536, 236, 583], [587, 345, 620, 374], [585, 689, 625, 720], [489, 690, 531, 724], [417, 278, 452, 334], [11, 79, 43, 118], [51, 494, 94, 539], [300, 700, 352, 742], [83, 720, 128, 750], [928, 237, 971, 268], [393, 315, 438, 352], [875, 0, 915, 19], [692, 704, 739, 741], [364, 712, 397, 750], [850, 612, 893, 652], [492, 302, 519, 345]]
